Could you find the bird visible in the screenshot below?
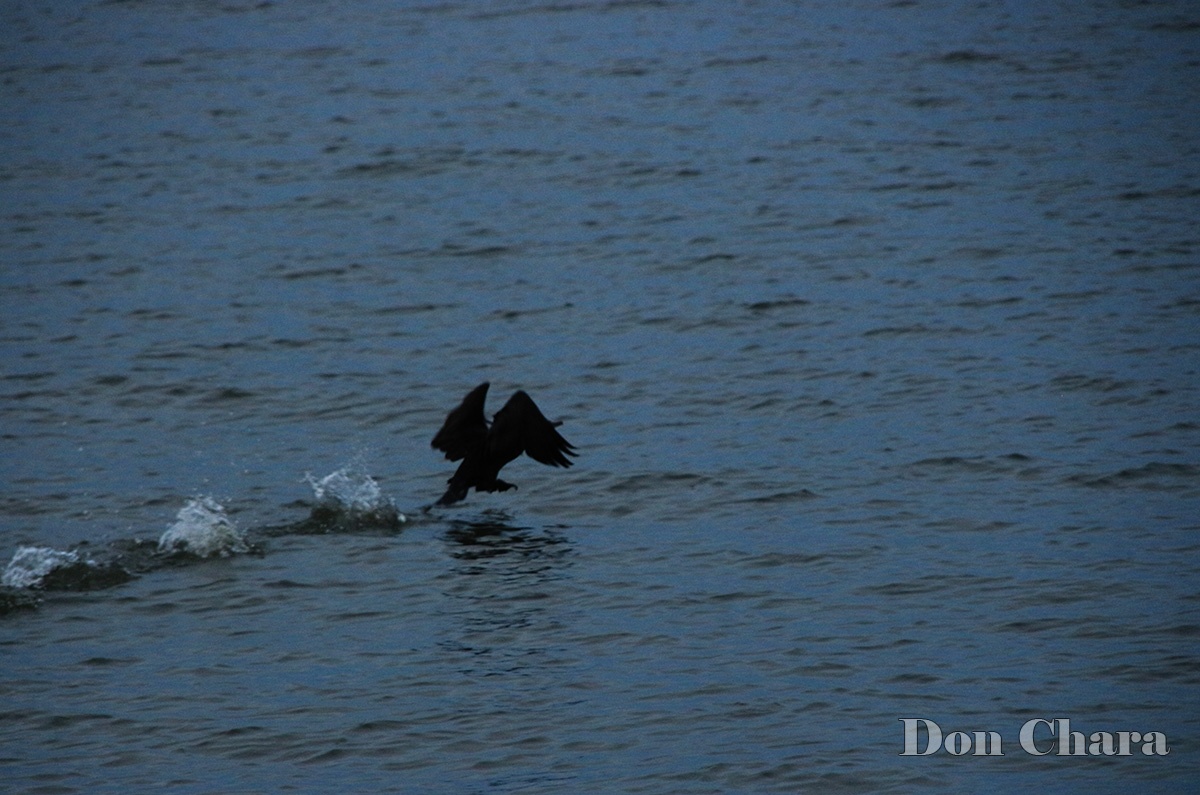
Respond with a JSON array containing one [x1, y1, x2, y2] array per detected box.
[[430, 382, 577, 506]]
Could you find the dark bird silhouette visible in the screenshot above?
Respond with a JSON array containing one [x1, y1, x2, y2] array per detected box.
[[431, 382, 577, 505]]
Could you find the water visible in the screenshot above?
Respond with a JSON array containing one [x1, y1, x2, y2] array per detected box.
[[3, 0, 1199, 791]]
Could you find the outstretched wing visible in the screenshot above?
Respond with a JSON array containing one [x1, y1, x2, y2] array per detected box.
[[489, 390, 577, 469], [431, 382, 490, 461]]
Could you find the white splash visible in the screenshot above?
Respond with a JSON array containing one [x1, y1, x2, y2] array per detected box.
[[157, 496, 249, 557], [2, 546, 82, 589], [305, 465, 404, 521]]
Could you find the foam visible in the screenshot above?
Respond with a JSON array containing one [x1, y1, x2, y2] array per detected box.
[[2, 546, 83, 589], [305, 465, 406, 522], [157, 496, 249, 557]]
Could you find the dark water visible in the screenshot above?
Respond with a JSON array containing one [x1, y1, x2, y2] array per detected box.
[[3, 0, 1200, 791]]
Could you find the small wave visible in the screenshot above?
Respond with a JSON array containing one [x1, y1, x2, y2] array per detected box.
[[1066, 461, 1200, 491], [903, 453, 1039, 477], [157, 497, 249, 557]]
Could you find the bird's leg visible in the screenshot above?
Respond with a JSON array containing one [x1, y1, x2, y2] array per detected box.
[[436, 483, 469, 506], [494, 479, 518, 492]]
